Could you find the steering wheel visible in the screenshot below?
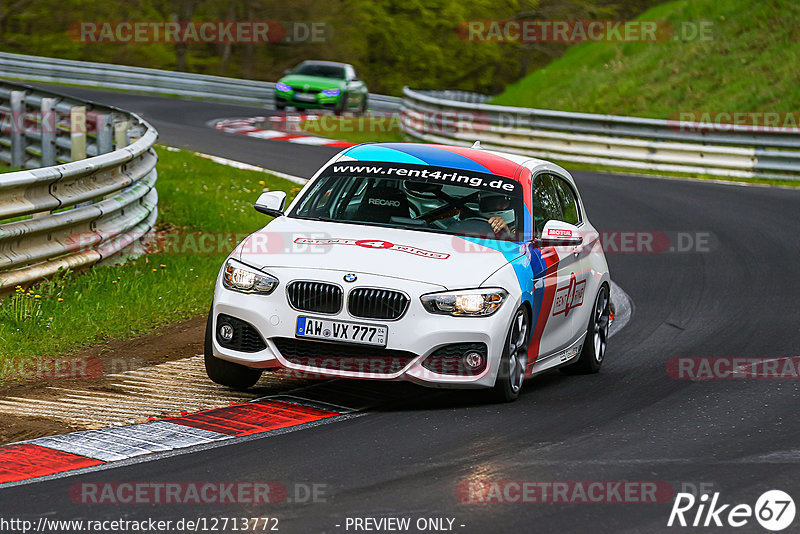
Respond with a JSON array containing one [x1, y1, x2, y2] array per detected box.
[[413, 192, 481, 222]]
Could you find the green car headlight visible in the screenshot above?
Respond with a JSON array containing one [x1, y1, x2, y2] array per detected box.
[[421, 288, 508, 317], [222, 259, 278, 295]]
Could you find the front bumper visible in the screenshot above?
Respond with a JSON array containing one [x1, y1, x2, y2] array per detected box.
[[210, 266, 517, 388], [275, 92, 339, 110]]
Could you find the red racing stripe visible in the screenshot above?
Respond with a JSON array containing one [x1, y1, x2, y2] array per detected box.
[[165, 400, 340, 436], [435, 145, 522, 178], [0, 444, 103, 484], [326, 141, 356, 147], [526, 247, 560, 376]]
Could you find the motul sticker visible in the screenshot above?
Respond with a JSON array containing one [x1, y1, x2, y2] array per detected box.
[[293, 238, 450, 260], [552, 273, 586, 317], [547, 228, 573, 237]]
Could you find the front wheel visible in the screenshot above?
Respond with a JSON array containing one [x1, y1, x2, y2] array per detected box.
[[490, 306, 530, 402], [204, 308, 262, 389], [560, 284, 610, 375], [334, 92, 349, 116]]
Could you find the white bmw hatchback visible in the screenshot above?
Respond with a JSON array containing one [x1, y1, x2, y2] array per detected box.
[[206, 143, 611, 401]]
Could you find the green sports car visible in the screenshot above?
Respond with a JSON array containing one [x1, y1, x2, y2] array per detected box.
[[274, 60, 368, 113]]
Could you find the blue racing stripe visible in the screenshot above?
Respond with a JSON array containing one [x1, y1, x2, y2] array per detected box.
[[342, 145, 427, 165], [370, 143, 493, 174]]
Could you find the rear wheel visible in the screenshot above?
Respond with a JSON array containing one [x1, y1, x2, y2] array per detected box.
[[204, 308, 262, 389], [490, 307, 530, 402], [560, 284, 609, 375]]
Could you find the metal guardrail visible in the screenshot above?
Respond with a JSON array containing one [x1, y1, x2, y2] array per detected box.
[[401, 88, 800, 180], [0, 80, 158, 290], [0, 52, 402, 110]]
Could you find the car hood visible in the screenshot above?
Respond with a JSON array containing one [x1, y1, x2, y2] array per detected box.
[[234, 217, 525, 290], [279, 74, 345, 90]]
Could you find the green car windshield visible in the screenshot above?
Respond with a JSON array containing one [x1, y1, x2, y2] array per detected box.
[[293, 64, 345, 79], [289, 163, 525, 242]]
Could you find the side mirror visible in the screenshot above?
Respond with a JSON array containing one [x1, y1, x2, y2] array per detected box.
[[539, 220, 582, 247], [254, 191, 287, 217]]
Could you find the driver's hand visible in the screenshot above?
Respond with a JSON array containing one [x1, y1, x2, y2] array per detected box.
[[488, 216, 510, 235]]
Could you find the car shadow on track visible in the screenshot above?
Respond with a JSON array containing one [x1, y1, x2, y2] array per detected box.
[[350, 371, 575, 413]]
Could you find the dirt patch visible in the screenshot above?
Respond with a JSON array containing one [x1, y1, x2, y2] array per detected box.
[[0, 415, 84, 446], [0, 313, 206, 444]]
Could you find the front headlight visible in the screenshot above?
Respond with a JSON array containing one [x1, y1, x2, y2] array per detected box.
[[222, 259, 278, 295], [420, 288, 508, 317], [321, 88, 340, 97], [276, 82, 292, 92]]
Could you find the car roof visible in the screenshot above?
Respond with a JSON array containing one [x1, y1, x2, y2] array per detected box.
[[296, 60, 351, 68], [336, 142, 562, 182]]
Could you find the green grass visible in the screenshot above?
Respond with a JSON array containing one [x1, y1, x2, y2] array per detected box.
[[487, 0, 800, 187], [0, 146, 302, 371], [491, 0, 800, 118], [300, 113, 405, 144]]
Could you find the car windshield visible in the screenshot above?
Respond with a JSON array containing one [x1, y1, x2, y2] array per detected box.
[[293, 63, 345, 79], [289, 162, 525, 241]]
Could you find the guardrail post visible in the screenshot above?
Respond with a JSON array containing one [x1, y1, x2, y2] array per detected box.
[[96, 113, 113, 154], [70, 106, 87, 161], [10, 90, 25, 168], [40, 97, 56, 166], [114, 119, 129, 148]]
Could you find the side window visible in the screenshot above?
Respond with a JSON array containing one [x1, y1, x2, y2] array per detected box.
[[532, 174, 563, 237], [552, 177, 581, 225]]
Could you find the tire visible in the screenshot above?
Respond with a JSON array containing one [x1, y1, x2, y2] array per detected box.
[[335, 92, 348, 116], [204, 308, 262, 389], [275, 100, 286, 111], [359, 94, 368, 114], [560, 284, 610, 375], [490, 306, 530, 402]]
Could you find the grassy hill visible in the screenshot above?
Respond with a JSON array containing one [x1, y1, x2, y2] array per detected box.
[[491, 0, 800, 118]]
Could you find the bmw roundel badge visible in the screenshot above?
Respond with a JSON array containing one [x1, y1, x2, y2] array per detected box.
[[344, 273, 357, 283]]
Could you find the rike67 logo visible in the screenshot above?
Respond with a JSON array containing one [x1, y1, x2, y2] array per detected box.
[[668, 490, 796, 531]]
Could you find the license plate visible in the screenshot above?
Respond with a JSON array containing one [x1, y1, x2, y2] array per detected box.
[[296, 316, 388, 347], [294, 93, 316, 102]]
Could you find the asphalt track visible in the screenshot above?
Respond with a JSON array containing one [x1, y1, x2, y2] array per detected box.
[[4, 86, 800, 533]]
